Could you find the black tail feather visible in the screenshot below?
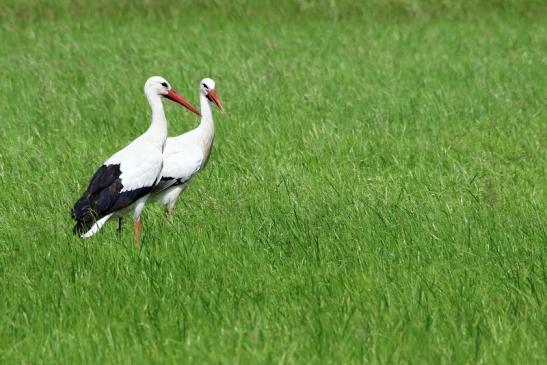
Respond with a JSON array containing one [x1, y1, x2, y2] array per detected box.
[[71, 196, 98, 235]]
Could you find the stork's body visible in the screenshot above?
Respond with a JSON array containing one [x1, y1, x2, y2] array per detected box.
[[71, 76, 200, 246], [152, 78, 223, 213]]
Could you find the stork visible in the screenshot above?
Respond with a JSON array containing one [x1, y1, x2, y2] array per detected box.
[[71, 76, 200, 247], [152, 78, 223, 215]]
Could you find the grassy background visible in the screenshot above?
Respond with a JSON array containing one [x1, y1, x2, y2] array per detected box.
[[0, 0, 545, 363]]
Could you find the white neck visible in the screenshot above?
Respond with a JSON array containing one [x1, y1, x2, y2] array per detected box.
[[197, 93, 215, 145], [143, 91, 168, 148]]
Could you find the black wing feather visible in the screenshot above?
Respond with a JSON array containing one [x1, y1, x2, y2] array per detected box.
[[71, 164, 152, 235], [152, 176, 190, 194], [86, 164, 122, 195]]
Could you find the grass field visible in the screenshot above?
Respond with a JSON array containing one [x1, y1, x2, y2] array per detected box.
[[0, 0, 546, 363]]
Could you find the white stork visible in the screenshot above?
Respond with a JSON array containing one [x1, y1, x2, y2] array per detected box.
[[71, 76, 200, 246], [151, 78, 223, 214]]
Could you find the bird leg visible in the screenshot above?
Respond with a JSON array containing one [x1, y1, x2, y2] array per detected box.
[[117, 217, 123, 234], [134, 217, 142, 248], [165, 207, 176, 217]]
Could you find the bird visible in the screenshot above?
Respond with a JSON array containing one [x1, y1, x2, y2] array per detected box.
[[71, 76, 201, 247], [151, 78, 223, 215]]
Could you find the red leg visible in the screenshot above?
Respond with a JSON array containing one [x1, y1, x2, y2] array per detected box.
[[134, 217, 142, 248]]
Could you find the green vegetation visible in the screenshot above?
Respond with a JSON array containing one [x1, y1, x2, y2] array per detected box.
[[0, 1, 545, 363]]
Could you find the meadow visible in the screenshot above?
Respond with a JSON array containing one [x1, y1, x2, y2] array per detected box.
[[0, 0, 545, 363]]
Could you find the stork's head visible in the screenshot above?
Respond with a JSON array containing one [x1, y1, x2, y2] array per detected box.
[[144, 76, 200, 116], [200, 78, 223, 112]]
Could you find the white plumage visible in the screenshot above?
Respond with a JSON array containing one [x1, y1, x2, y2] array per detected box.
[[105, 137, 164, 192], [71, 76, 200, 246], [152, 78, 223, 214]]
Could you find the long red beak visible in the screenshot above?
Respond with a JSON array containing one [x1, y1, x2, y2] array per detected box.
[[206, 89, 224, 112], [165, 89, 201, 117]]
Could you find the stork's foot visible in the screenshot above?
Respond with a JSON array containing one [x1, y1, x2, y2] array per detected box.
[[164, 207, 176, 223]]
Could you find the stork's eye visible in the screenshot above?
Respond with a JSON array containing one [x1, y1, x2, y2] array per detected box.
[[161, 82, 168, 88], [202, 83, 208, 89]]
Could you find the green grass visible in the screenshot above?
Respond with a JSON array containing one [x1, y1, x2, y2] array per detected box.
[[0, 1, 546, 363]]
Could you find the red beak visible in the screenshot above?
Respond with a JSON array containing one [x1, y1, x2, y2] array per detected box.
[[165, 89, 201, 117], [206, 89, 224, 112]]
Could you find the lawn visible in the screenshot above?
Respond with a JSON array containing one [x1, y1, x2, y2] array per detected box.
[[0, 0, 545, 363]]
